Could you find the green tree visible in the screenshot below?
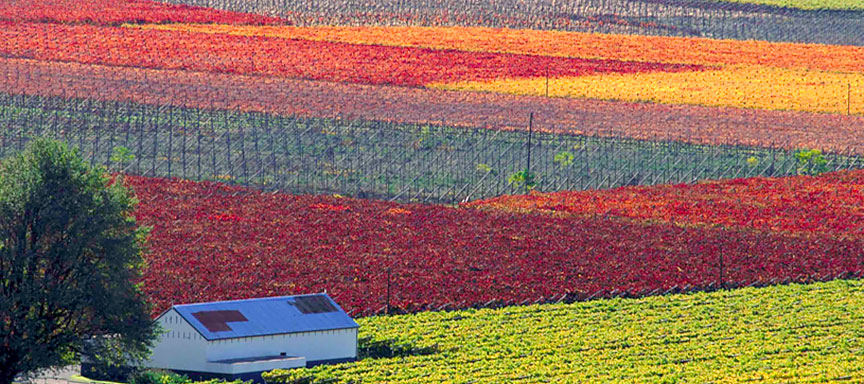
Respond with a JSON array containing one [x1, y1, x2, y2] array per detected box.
[[0, 139, 156, 384], [508, 170, 536, 191], [553, 151, 575, 167], [795, 149, 829, 176], [109, 146, 135, 172]]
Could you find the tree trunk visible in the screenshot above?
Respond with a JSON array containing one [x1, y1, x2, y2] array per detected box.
[[0, 363, 20, 384]]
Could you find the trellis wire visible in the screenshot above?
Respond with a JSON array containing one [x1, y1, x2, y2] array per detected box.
[[1, 92, 861, 204], [355, 271, 864, 318]]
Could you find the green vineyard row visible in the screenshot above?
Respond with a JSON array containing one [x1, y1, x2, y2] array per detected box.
[[1, 93, 860, 203]]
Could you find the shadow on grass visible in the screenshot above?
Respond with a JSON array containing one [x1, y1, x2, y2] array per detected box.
[[357, 336, 439, 359]]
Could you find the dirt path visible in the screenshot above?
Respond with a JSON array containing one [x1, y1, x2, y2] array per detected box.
[[17, 365, 82, 384]]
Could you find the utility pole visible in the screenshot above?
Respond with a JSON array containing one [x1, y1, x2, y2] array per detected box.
[[385, 267, 391, 315], [718, 244, 725, 290], [527, 112, 533, 194], [545, 63, 550, 98]]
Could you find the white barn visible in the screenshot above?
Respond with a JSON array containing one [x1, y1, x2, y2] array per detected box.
[[130, 294, 357, 382]]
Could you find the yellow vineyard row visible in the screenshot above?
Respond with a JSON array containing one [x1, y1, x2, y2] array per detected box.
[[265, 279, 864, 383]]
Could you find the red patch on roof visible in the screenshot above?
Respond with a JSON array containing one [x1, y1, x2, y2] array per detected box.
[[192, 310, 248, 332], [289, 295, 339, 314]]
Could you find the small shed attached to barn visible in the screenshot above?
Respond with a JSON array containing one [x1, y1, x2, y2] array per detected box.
[[131, 294, 357, 382]]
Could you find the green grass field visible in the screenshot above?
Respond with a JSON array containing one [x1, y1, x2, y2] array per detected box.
[[717, 0, 864, 10], [264, 279, 864, 383]]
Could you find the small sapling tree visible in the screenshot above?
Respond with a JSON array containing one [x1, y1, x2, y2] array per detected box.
[[553, 151, 575, 167], [508, 170, 536, 192], [109, 146, 135, 172], [795, 149, 829, 176], [0, 139, 156, 384]]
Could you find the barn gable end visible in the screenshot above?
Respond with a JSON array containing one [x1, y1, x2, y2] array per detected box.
[[148, 308, 209, 372]]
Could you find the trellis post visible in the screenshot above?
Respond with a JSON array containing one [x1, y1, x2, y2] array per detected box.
[[526, 112, 533, 194], [386, 267, 392, 316]]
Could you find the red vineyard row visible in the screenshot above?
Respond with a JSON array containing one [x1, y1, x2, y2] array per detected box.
[[0, 22, 700, 87], [4, 58, 863, 154], [128, 174, 864, 317], [470, 170, 864, 239], [0, 0, 282, 25]]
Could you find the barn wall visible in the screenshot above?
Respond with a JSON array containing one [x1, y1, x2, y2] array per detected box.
[[202, 356, 306, 374], [144, 309, 208, 372], [206, 328, 358, 364]]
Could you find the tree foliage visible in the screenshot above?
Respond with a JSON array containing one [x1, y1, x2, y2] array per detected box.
[[795, 149, 829, 176], [553, 151, 575, 167], [507, 170, 536, 191], [0, 139, 155, 384]]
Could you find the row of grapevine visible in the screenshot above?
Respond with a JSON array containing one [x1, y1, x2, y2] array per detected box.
[[130, 173, 864, 316], [2, 93, 860, 203], [262, 279, 864, 383], [4, 50, 862, 154], [157, 0, 864, 45]]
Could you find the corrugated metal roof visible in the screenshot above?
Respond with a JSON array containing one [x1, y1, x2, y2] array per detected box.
[[169, 294, 359, 341]]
